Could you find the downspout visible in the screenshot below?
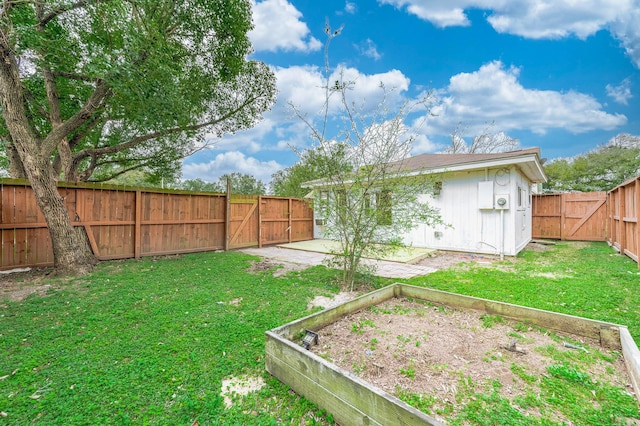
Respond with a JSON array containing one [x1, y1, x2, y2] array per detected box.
[[500, 209, 505, 261]]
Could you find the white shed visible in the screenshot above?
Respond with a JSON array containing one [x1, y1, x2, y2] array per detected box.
[[307, 148, 547, 257]]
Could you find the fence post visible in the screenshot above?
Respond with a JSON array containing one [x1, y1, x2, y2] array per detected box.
[[134, 190, 142, 258], [560, 193, 565, 240], [636, 178, 640, 269], [620, 185, 626, 256], [224, 179, 231, 251], [288, 198, 292, 243], [258, 195, 263, 248]]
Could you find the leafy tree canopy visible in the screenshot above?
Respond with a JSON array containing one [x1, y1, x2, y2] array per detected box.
[[178, 173, 265, 194], [0, 0, 275, 274], [543, 134, 640, 192], [219, 172, 266, 195], [0, 0, 276, 183], [270, 142, 351, 198]]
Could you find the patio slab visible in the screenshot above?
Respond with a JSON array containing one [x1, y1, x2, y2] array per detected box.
[[240, 245, 437, 279], [277, 239, 435, 264]]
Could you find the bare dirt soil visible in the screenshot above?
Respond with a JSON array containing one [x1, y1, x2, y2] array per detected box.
[[309, 297, 636, 423], [0, 268, 56, 302], [414, 250, 501, 269]]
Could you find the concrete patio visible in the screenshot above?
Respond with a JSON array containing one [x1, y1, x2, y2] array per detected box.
[[240, 239, 438, 279]]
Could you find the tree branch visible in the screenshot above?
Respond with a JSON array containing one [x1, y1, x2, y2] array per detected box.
[[39, 0, 110, 27], [70, 92, 263, 163], [40, 79, 112, 157], [52, 71, 94, 82]]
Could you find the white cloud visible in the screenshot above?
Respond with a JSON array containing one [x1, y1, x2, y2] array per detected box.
[[377, 0, 640, 67], [182, 151, 283, 184], [610, 6, 640, 68], [274, 64, 411, 118], [249, 0, 321, 52], [357, 39, 382, 60], [199, 64, 412, 161], [273, 65, 327, 117], [205, 118, 276, 154], [424, 60, 627, 136], [379, 0, 471, 27], [485, 1, 630, 39], [606, 78, 633, 105], [410, 133, 441, 154], [345, 2, 357, 14]]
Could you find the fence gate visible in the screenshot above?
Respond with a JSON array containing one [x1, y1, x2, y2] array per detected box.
[[227, 196, 260, 250], [532, 192, 607, 241]]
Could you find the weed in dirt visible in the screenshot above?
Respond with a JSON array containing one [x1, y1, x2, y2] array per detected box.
[[395, 387, 437, 414], [510, 363, 538, 384], [368, 338, 379, 351], [400, 360, 416, 379], [480, 314, 504, 328], [350, 319, 375, 334]]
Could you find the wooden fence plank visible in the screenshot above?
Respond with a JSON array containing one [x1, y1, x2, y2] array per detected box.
[[0, 179, 312, 270], [532, 193, 606, 241]]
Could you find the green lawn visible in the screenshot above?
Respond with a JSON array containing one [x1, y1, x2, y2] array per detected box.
[[404, 242, 640, 343], [0, 253, 341, 425], [0, 241, 638, 425]]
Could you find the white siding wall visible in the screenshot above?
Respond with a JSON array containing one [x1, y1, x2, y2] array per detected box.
[[311, 166, 534, 256], [403, 167, 532, 256]]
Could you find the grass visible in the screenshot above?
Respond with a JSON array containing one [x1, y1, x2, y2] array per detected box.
[[397, 241, 640, 425], [0, 252, 341, 425], [404, 242, 640, 343], [0, 241, 639, 425]]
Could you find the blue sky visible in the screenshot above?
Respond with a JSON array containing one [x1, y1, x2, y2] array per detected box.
[[182, 0, 640, 186]]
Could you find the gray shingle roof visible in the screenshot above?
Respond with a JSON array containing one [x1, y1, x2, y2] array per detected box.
[[387, 147, 542, 172]]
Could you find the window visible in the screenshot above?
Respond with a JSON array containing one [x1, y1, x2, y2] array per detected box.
[[517, 186, 528, 209], [376, 190, 392, 225], [336, 189, 347, 208], [315, 191, 328, 225], [433, 181, 442, 196]]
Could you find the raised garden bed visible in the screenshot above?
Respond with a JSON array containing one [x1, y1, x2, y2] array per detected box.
[[265, 284, 640, 425]]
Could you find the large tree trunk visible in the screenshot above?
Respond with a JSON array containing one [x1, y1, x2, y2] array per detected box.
[[29, 160, 97, 275], [0, 38, 96, 275]]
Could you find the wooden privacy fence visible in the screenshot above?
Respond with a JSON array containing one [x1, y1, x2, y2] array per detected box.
[[533, 180, 640, 267], [0, 179, 314, 270], [607, 176, 640, 265], [532, 192, 607, 241]]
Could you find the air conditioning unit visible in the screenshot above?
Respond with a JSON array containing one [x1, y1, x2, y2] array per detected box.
[[494, 194, 510, 210]]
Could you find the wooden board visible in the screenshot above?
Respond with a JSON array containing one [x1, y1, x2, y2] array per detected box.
[[532, 192, 607, 241], [266, 283, 637, 425], [0, 180, 312, 270]]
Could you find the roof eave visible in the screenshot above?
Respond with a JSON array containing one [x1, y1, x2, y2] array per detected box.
[[301, 152, 548, 189], [402, 153, 547, 183]]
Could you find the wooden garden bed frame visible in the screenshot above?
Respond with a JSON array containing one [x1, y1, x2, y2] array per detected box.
[[265, 283, 640, 426]]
